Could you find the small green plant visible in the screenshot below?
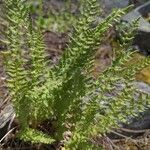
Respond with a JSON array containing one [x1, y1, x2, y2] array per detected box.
[[28, 0, 79, 32], [2, 0, 150, 149]]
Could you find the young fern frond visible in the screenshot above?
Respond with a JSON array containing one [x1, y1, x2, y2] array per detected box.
[[3, 0, 31, 129], [85, 19, 139, 102], [28, 26, 48, 86], [3, 0, 55, 143]]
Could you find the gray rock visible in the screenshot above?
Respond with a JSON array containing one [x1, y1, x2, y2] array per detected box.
[[0, 103, 14, 140], [122, 1, 150, 54], [123, 81, 150, 130], [123, 1, 150, 33], [134, 81, 150, 94], [101, 0, 129, 14], [0, 104, 14, 129]]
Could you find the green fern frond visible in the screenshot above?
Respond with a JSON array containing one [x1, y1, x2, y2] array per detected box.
[[28, 26, 48, 86], [3, 0, 31, 128], [18, 127, 55, 144]]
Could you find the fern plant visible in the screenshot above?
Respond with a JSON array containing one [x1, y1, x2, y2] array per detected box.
[[2, 0, 150, 149]]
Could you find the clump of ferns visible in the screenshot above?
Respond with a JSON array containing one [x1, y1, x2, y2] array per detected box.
[[2, 0, 150, 149]]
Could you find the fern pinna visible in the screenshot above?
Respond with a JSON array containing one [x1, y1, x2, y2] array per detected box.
[[2, 0, 150, 149]]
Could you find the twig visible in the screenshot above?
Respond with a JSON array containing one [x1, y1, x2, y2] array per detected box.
[[0, 94, 11, 110], [110, 130, 141, 149], [0, 127, 16, 143], [119, 127, 149, 133], [110, 130, 130, 139], [5, 114, 16, 141], [106, 136, 121, 150]]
